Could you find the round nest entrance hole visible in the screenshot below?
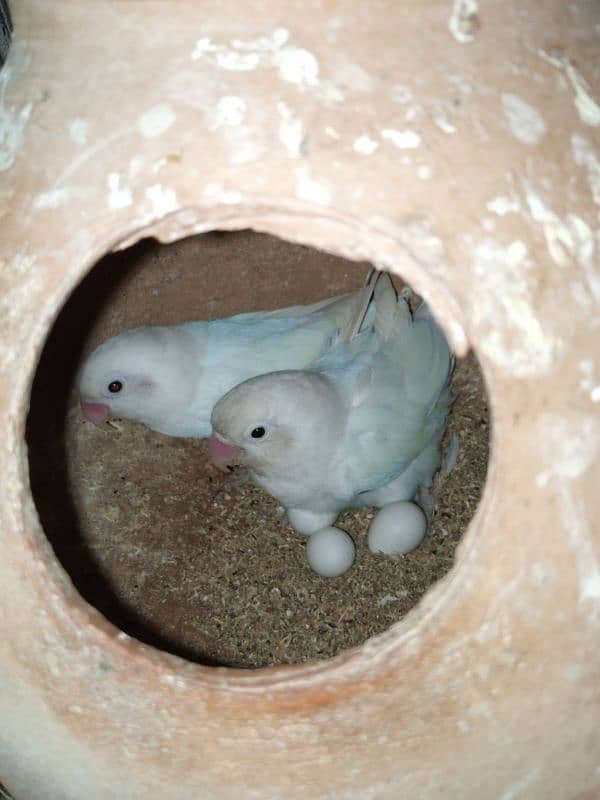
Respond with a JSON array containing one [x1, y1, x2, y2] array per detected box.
[[27, 230, 489, 668]]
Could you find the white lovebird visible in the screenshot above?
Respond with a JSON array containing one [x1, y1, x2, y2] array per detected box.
[[77, 284, 373, 438], [209, 272, 454, 534]]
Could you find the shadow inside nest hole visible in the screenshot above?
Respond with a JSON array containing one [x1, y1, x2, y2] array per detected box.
[[26, 229, 490, 669]]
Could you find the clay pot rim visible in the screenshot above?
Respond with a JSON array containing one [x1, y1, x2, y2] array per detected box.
[[18, 201, 493, 693]]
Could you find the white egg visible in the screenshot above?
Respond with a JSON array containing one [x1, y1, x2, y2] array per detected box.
[[368, 501, 427, 555], [306, 527, 355, 577]]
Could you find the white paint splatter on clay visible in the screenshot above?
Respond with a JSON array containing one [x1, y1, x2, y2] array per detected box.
[[223, 125, 262, 165], [205, 94, 264, 165], [381, 128, 421, 148], [216, 50, 260, 71], [391, 85, 413, 104], [448, 0, 479, 44], [218, 191, 243, 204], [502, 94, 547, 145], [138, 104, 175, 138], [564, 62, 600, 127], [33, 188, 70, 209], [194, 28, 289, 70], [160, 673, 187, 689], [417, 165, 432, 180], [212, 96, 246, 128], [334, 62, 374, 92], [191, 37, 217, 61], [190, 28, 345, 108], [353, 135, 378, 155], [107, 173, 132, 209], [583, 572, 600, 601], [12, 251, 37, 273], [277, 102, 304, 158], [486, 196, 521, 216], [579, 360, 600, 404], [470, 237, 562, 376], [0, 66, 33, 172], [191, 28, 319, 87], [524, 185, 600, 303], [558, 215, 597, 306], [274, 47, 319, 86], [571, 135, 600, 211], [536, 414, 599, 487], [0, 253, 44, 363], [295, 167, 331, 205], [151, 157, 168, 174], [69, 118, 89, 146], [538, 50, 600, 128], [52, 125, 133, 188], [191, 36, 262, 70], [571, 280, 595, 313], [447, 73, 474, 98], [128, 156, 144, 179], [434, 112, 457, 134], [499, 768, 542, 800], [525, 189, 577, 267], [145, 184, 178, 216], [317, 82, 345, 106], [325, 126, 340, 139], [203, 183, 243, 205], [231, 28, 290, 52], [535, 413, 600, 606]]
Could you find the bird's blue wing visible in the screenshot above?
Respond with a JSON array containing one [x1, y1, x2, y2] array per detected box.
[[336, 316, 453, 495], [178, 292, 372, 435]]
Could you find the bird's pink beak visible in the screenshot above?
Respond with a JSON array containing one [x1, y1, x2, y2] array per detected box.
[[208, 433, 243, 472], [80, 398, 110, 426]]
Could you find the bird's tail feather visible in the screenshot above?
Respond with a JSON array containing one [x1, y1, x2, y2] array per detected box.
[[337, 268, 379, 343], [413, 300, 433, 322], [373, 272, 412, 340]]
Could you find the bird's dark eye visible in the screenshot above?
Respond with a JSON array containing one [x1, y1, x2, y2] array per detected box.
[[251, 426, 266, 439], [108, 381, 123, 393]]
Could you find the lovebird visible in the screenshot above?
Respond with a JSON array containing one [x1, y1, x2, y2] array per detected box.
[[77, 285, 375, 438], [209, 272, 454, 534]]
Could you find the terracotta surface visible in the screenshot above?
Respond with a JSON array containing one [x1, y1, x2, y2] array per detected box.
[[1, 1, 599, 798]]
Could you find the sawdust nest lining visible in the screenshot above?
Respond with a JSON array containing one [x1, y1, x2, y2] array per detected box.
[[26, 230, 489, 669]]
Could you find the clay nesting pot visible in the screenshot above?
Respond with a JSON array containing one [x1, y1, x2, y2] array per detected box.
[[1, 1, 598, 797]]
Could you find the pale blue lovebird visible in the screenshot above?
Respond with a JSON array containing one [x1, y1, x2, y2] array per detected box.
[[208, 272, 454, 534], [77, 283, 373, 438]]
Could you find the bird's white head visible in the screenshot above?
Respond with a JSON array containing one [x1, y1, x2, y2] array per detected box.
[[209, 370, 342, 479], [77, 325, 200, 434]]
